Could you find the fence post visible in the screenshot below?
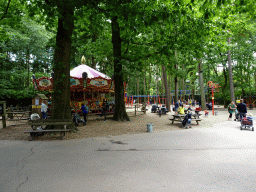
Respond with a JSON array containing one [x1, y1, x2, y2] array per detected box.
[[0, 101, 6, 128]]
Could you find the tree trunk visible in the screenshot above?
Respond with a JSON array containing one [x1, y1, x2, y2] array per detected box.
[[174, 63, 178, 102], [162, 65, 170, 110], [26, 48, 30, 91], [161, 72, 164, 104], [137, 73, 139, 96], [51, 7, 74, 127], [148, 64, 151, 94], [168, 75, 172, 105], [198, 59, 206, 110], [228, 37, 235, 102], [182, 64, 185, 100], [111, 16, 129, 121], [156, 66, 159, 104], [223, 68, 229, 108], [254, 69, 256, 89], [143, 68, 146, 103], [179, 79, 182, 101]]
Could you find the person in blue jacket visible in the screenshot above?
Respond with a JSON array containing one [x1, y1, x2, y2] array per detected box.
[[81, 103, 88, 125]]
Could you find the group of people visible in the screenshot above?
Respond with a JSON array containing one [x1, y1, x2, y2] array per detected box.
[[228, 99, 247, 120], [40, 99, 111, 126], [174, 100, 192, 115], [80, 99, 110, 125]]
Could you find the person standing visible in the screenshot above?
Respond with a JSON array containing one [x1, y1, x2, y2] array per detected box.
[[41, 101, 48, 120], [81, 103, 88, 125], [174, 100, 179, 114], [101, 99, 107, 121], [228, 101, 236, 120], [237, 99, 247, 120]]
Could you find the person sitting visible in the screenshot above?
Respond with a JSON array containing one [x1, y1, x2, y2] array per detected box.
[[178, 104, 185, 114], [206, 102, 212, 110], [187, 105, 192, 111], [174, 101, 179, 114]]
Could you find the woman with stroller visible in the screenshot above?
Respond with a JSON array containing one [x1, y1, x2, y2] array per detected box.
[[228, 101, 236, 120]]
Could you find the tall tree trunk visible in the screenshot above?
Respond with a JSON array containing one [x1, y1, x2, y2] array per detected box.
[[174, 63, 178, 102], [156, 66, 159, 104], [143, 68, 146, 103], [168, 75, 172, 105], [26, 48, 29, 91], [91, 32, 97, 69], [198, 59, 206, 110], [111, 16, 129, 121], [228, 37, 235, 102], [182, 64, 185, 100], [254, 69, 256, 89], [52, 7, 74, 124], [223, 68, 229, 108], [161, 72, 164, 104], [179, 79, 183, 101], [162, 65, 170, 110], [148, 64, 151, 93], [136, 73, 139, 96]]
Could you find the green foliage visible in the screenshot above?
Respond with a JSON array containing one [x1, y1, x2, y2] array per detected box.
[[1, 0, 256, 106]]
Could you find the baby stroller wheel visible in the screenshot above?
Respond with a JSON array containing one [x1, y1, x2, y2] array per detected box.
[[252, 127, 254, 131], [240, 126, 243, 130]]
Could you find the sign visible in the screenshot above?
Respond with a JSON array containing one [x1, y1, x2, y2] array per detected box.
[[35, 99, 39, 106], [39, 79, 52, 87], [70, 78, 80, 86], [90, 79, 108, 87]]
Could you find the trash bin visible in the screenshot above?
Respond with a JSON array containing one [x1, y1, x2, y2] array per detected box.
[[147, 123, 153, 132]]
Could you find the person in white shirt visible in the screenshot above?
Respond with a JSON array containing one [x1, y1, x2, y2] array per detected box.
[[41, 101, 48, 119]]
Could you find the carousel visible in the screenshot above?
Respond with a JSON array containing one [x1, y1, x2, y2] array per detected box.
[[32, 64, 115, 113]]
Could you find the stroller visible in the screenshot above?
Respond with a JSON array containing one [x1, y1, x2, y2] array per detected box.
[[30, 113, 45, 136], [72, 112, 85, 126], [240, 116, 254, 131], [234, 109, 240, 121], [181, 112, 192, 129], [151, 105, 158, 113], [30, 113, 44, 130]]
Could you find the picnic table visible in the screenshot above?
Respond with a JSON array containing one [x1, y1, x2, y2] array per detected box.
[[6, 111, 28, 120], [25, 119, 72, 140], [170, 113, 202, 125]]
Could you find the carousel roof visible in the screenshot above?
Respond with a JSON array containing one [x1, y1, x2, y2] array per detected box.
[[70, 64, 110, 79]]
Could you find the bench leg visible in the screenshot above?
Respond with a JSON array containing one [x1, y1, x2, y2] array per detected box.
[[30, 132, 35, 140], [60, 132, 64, 140], [196, 121, 199, 125]]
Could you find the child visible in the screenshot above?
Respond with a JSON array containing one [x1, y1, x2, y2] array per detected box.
[[178, 104, 185, 114], [182, 111, 192, 128]]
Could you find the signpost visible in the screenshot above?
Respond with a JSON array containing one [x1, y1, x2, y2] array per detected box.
[[207, 81, 221, 115]]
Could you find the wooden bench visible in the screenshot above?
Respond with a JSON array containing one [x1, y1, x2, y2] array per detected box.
[[169, 118, 201, 125], [26, 120, 72, 140], [95, 112, 114, 116]]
